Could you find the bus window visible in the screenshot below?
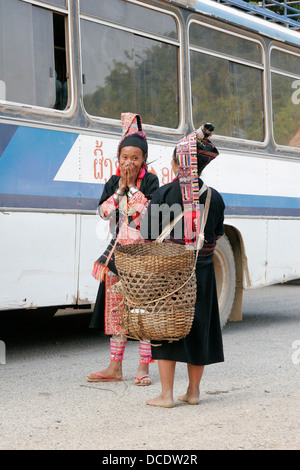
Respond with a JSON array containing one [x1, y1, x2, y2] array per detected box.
[[189, 22, 262, 64], [271, 48, 300, 148], [189, 22, 264, 142], [80, 1, 179, 128], [80, 0, 178, 40], [0, 0, 68, 110], [54, 13, 68, 110]]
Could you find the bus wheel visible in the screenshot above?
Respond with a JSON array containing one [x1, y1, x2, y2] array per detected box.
[[214, 234, 236, 329]]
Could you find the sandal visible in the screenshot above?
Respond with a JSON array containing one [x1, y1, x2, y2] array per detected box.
[[86, 372, 123, 382], [134, 375, 152, 386]]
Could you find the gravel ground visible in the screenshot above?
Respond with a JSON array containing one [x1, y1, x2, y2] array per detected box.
[[0, 284, 299, 450]]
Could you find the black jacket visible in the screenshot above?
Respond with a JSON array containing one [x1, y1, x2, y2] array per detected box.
[[99, 172, 159, 206]]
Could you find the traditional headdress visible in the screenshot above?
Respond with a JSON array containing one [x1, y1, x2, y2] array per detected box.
[[196, 123, 219, 172], [176, 124, 219, 245], [117, 113, 148, 157], [116, 113, 148, 178]]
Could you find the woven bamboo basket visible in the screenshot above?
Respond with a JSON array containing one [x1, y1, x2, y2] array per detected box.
[[114, 187, 211, 342], [114, 242, 197, 342]]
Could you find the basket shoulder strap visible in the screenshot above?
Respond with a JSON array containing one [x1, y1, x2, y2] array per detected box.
[[196, 186, 211, 251], [156, 184, 211, 243], [157, 185, 211, 244], [156, 210, 184, 243], [201, 186, 211, 230], [199, 183, 208, 197]]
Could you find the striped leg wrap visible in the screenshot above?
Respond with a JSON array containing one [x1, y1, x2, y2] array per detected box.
[[110, 337, 127, 362], [139, 341, 154, 364]]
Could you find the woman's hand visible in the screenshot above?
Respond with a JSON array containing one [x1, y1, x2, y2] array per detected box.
[[119, 165, 128, 193], [119, 161, 138, 191], [126, 161, 139, 188], [118, 146, 145, 191]]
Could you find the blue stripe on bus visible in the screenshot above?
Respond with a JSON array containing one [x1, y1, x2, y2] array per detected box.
[[0, 193, 100, 211], [0, 126, 78, 196], [222, 193, 300, 217], [0, 124, 18, 158], [0, 125, 100, 202], [1, 191, 300, 216], [0, 123, 300, 214], [0, 123, 103, 209], [222, 192, 300, 209], [225, 206, 300, 217]]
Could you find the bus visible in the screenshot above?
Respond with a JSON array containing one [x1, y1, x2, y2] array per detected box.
[[0, 0, 300, 328]]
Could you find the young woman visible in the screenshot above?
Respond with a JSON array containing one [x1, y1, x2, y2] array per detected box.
[[140, 124, 225, 407], [87, 113, 159, 385]]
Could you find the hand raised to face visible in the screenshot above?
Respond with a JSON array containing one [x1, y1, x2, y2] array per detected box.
[[119, 146, 145, 190]]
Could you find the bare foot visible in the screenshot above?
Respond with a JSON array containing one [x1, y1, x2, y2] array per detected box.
[[146, 395, 175, 408], [86, 362, 123, 382], [177, 393, 200, 405]]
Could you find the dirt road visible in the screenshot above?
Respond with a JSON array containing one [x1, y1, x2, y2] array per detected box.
[[1, 284, 300, 450]]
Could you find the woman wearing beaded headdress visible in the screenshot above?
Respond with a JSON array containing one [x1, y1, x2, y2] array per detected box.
[[87, 113, 159, 385], [140, 123, 225, 407]]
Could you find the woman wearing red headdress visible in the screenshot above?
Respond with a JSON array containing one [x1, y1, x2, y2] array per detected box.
[[87, 114, 159, 385]]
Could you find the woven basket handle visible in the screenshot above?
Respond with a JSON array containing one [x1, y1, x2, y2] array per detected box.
[[196, 186, 211, 252], [156, 211, 184, 243]]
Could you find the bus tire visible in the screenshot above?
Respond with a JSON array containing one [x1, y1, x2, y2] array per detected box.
[[214, 234, 236, 329]]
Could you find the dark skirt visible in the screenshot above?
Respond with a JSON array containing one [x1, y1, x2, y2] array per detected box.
[[89, 281, 105, 331], [151, 261, 224, 366]]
